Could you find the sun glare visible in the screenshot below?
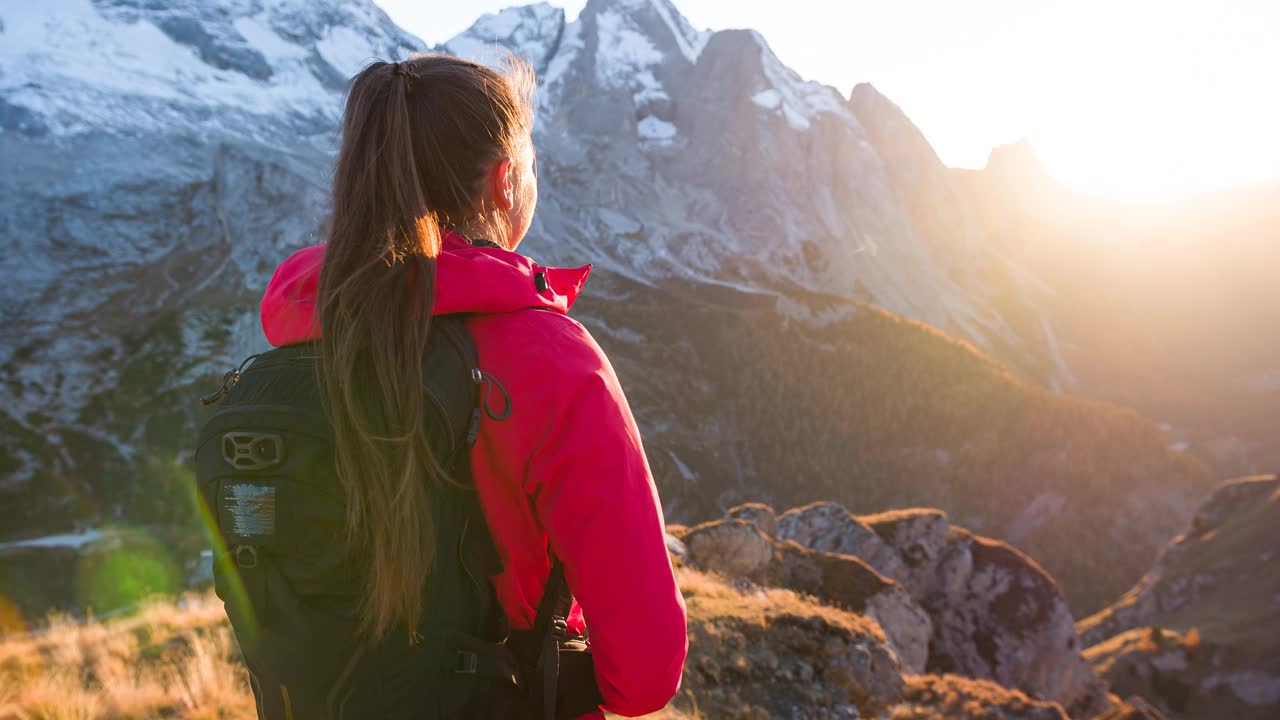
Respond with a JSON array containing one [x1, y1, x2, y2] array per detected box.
[[1016, 2, 1279, 197]]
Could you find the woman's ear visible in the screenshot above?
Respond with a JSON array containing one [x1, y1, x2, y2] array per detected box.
[[487, 156, 516, 211]]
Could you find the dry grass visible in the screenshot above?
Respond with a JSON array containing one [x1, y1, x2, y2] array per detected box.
[[0, 568, 891, 719], [0, 592, 254, 720], [0, 574, 738, 720], [889, 674, 1069, 720]]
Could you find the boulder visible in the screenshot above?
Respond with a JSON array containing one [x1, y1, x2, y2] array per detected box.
[[925, 530, 1111, 718], [727, 502, 779, 538], [663, 531, 688, 563], [682, 518, 773, 578], [1086, 627, 1200, 718], [684, 516, 932, 673], [766, 539, 932, 673], [859, 507, 950, 597], [677, 568, 906, 718], [777, 502, 906, 581]]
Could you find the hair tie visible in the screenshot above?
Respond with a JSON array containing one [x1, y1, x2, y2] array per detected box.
[[393, 61, 418, 80]]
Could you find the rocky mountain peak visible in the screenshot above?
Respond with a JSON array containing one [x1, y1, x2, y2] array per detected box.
[[984, 137, 1055, 186], [581, 0, 709, 64], [0, 0, 418, 139], [438, 3, 565, 74]]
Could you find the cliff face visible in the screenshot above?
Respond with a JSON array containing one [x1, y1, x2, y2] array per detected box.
[[1079, 475, 1280, 719]]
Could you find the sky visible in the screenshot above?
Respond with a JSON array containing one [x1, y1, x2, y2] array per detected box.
[[376, 0, 1280, 195]]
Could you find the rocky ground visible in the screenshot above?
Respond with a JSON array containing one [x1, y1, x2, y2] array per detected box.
[[1078, 474, 1280, 720], [668, 475, 1280, 719], [676, 501, 1122, 718], [6, 480, 1271, 719]]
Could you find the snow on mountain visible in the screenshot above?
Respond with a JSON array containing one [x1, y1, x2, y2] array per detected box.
[[455, 4, 1039, 361], [751, 31, 849, 132], [438, 3, 564, 73], [0, 0, 418, 139]]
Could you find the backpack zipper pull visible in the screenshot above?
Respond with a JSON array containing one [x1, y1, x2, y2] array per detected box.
[[199, 353, 263, 406], [465, 368, 512, 446]]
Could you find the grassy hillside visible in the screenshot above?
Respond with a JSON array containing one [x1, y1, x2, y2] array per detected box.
[[581, 270, 1214, 613]]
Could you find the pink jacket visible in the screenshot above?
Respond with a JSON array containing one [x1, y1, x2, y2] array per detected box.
[[259, 232, 688, 718]]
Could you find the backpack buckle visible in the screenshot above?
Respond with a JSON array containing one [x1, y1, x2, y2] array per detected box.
[[222, 432, 285, 471], [453, 650, 478, 674], [233, 544, 259, 569]]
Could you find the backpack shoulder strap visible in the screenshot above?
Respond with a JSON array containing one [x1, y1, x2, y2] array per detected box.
[[421, 315, 482, 465], [523, 556, 603, 720]]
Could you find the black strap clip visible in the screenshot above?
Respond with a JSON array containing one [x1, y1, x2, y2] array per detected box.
[[233, 544, 259, 569], [454, 650, 479, 675]]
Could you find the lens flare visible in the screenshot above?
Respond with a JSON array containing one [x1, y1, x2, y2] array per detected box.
[[193, 479, 259, 643], [75, 526, 181, 616]]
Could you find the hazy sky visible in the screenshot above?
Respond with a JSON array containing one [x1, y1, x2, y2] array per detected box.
[[376, 0, 1280, 195]]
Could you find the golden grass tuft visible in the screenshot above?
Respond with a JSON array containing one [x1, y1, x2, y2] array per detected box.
[[0, 591, 254, 720]]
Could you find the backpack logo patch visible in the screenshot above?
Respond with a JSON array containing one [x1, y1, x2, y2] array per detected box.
[[223, 483, 277, 537], [221, 431, 285, 471]]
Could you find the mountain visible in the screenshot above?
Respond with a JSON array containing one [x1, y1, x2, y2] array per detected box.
[[0, 0, 1213, 617], [445, 0, 1035, 347], [1078, 475, 1280, 719]]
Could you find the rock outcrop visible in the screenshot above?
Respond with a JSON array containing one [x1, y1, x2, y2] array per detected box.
[[685, 502, 1113, 717], [1079, 475, 1280, 720], [674, 567, 907, 718], [777, 502, 907, 582], [681, 517, 933, 673], [923, 528, 1109, 718]]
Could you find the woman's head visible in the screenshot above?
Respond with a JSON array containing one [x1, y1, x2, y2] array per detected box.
[[335, 54, 537, 252], [316, 53, 536, 642]]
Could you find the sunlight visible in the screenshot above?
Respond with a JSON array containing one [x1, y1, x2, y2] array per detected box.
[[1017, 1, 1279, 196], [1031, 118, 1275, 197]]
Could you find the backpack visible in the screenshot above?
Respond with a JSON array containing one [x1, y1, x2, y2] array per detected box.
[[193, 316, 602, 719]]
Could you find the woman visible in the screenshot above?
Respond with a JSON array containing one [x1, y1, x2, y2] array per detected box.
[[257, 54, 687, 717]]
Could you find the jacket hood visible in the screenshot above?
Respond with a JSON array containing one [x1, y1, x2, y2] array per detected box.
[[260, 232, 592, 346]]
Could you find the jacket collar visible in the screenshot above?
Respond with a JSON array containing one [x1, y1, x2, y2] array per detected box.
[[259, 231, 592, 347]]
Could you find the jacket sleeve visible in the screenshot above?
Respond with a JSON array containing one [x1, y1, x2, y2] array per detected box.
[[522, 320, 688, 717]]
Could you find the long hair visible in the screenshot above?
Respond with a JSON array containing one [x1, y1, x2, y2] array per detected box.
[[316, 54, 535, 641]]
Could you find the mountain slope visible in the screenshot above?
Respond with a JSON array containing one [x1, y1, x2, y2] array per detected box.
[[575, 270, 1210, 612], [1078, 475, 1280, 719]]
